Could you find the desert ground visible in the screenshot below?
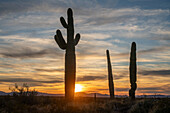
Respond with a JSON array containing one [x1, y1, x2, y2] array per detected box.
[[0, 96, 169, 113]]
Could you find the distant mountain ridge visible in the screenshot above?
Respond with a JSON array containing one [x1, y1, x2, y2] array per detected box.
[[0, 91, 169, 98], [0, 91, 9, 95], [0, 91, 63, 96]]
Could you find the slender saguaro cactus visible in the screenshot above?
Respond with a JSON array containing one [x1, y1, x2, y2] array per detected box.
[[54, 8, 80, 101], [129, 42, 137, 100], [106, 50, 114, 99]]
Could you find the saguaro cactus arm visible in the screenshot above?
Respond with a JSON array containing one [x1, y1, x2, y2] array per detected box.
[[54, 30, 67, 50], [60, 17, 68, 28], [74, 33, 80, 46]]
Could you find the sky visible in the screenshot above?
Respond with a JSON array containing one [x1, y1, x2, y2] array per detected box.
[[0, 0, 170, 95]]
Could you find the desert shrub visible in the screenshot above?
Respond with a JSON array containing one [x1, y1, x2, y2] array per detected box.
[[9, 83, 38, 97], [149, 98, 170, 113], [9, 83, 38, 105], [128, 99, 154, 113]]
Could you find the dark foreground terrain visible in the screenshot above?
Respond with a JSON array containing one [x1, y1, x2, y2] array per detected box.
[[0, 96, 169, 113]]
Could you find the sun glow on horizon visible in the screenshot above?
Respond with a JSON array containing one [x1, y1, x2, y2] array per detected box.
[[75, 84, 83, 92]]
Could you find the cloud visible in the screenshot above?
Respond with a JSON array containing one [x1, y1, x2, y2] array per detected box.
[[138, 46, 170, 55], [137, 84, 170, 94], [152, 37, 170, 41], [0, 0, 35, 16], [113, 46, 170, 58], [0, 77, 63, 83], [138, 87, 161, 91], [0, 0, 67, 16], [96, 88, 108, 91], [98, 85, 170, 94], [114, 74, 127, 80], [1, 50, 47, 58], [114, 85, 170, 94], [83, 8, 169, 25], [116, 88, 129, 91], [35, 68, 64, 72], [139, 70, 170, 77], [0, 46, 62, 59], [77, 75, 106, 81]]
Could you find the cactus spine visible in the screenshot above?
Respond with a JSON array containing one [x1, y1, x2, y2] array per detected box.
[[54, 8, 80, 101], [106, 50, 114, 99], [129, 42, 137, 100]]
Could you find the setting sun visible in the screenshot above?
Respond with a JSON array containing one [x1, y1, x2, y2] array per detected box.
[[75, 84, 83, 92]]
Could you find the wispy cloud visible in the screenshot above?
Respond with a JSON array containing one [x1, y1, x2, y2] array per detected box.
[[1, 49, 47, 58], [0, 45, 62, 59], [0, 77, 63, 83], [152, 37, 170, 41], [138, 46, 170, 55], [77, 75, 106, 81], [114, 74, 127, 80], [113, 46, 170, 58], [139, 70, 170, 77], [0, 0, 68, 16], [35, 68, 64, 72], [137, 84, 170, 94], [83, 8, 169, 25]]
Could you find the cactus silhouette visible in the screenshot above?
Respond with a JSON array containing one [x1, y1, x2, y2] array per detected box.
[[106, 50, 114, 99], [129, 42, 137, 100], [54, 8, 80, 101]]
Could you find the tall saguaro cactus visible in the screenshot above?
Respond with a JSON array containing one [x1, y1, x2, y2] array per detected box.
[[106, 50, 114, 99], [129, 42, 137, 100], [54, 8, 80, 101]]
